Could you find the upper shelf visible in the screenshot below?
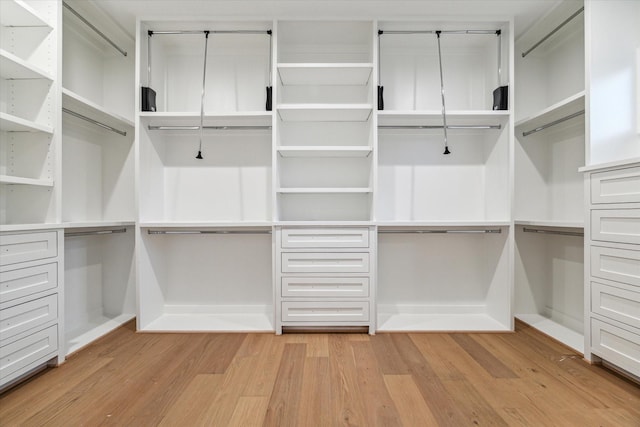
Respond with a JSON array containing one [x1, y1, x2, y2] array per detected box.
[[140, 111, 272, 129], [277, 104, 373, 122], [378, 110, 509, 127], [0, 49, 53, 80], [515, 91, 585, 137], [0, 175, 53, 187], [0, 0, 51, 28], [63, 88, 134, 130], [0, 112, 53, 133], [277, 63, 373, 86], [277, 146, 372, 157]]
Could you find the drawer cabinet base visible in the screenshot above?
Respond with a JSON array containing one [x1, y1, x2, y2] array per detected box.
[[591, 319, 640, 378]]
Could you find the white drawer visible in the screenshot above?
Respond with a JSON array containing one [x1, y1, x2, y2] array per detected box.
[[0, 325, 58, 380], [591, 166, 640, 204], [591, 246, 640, 287], [592, 282, 640, 330], [281, 228, 369, 248], [591, 319, 640, 378], [281, 252, 369, 273], [282, 277, 369, 298], [0, 294, 57, 341], [0, 232, 58, 266], [281, 301, 369, 322], [0, 263, 58, 304], [591, 209, 640, 245]]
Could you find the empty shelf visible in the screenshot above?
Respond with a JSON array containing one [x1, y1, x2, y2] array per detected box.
[[278, 63, 373, 86], [0, 112, 53, 133], [0, 49, 53, 80]]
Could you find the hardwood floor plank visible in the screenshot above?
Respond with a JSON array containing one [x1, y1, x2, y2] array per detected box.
[[285, 333, 329, 357], [351, 341, 403, 426], [296, 357, 330, 426], [228, 396, 269, 427], [450, 333, 518, 378], [159, 374, 224, 426], [262, 343, 306, 427], [384, 374, 440, 426], [328, 334, 368, 426], [237, 334, 286, 397], [370, 333, 411, 375]]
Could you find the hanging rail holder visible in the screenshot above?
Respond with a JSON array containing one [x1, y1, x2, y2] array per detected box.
[[378, 229, 502, 234], [142, 31, 156, 112], [62, 2, 128, 57], [266, 30, 273, 111], [377, 30, 384, 110], [522, 227, 583, 237], [66, 228, 127, 237], [522, 7, 584, 58], [63, 108, 127, 136], [522, 110, 585, 137], [493, 30, 508, 111]]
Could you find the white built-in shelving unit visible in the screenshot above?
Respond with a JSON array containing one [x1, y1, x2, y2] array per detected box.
[[513, 0, 586, 353], [60, 0, 136, 355]]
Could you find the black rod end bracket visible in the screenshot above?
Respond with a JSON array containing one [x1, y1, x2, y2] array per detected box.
[[443, 146, 451, 155], [195, 151, 203, 159]]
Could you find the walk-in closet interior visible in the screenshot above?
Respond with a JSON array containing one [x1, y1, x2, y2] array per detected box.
[[1, 0, 639, 390]]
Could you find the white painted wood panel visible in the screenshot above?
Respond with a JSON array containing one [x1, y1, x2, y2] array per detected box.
[[591, 167, 640, 204], [590, 246, 640, 287], [281, 252, 369, 273], [0, 324, 57, 381], [282, 277, 369, 298], [592, 282, 640, 330], [281, 228, 369, 248], [591, 319, 640, 378], [281, 301, 369, 322], [0, 262, 57, 303], [591, 209, 640, 245], [0, 294, 57, 340], [0, 232, 57, 266]]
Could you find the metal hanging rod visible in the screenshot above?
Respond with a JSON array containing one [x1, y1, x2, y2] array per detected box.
[[66, 228, 127, 237], [63, 108, 127, 136], [148, 230, 271, 235], [148, 125, 271, 131], [523, 227, 583, 237], [379, 229, 502, 234], [379, 124, 501, 130], [63, 2, 128, 57], [380, 30, 500, 35], [149, 30, 271, 35], [522, 110, 584, 137], [522, 7, 584, 58]]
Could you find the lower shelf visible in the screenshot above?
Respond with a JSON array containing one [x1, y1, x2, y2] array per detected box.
[[65, 313, 135, 356], [140, 307, 274, 332], [515, 313, 584, 354], [377, 313, 510, 332]]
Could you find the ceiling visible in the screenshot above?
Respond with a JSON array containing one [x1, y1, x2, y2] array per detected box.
[[92, 0, 569, 40]]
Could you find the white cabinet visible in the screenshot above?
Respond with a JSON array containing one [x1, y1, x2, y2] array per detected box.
[[584, 161, 640, 378], [0, 228, 62, 391], [0, 0, 59, 225]]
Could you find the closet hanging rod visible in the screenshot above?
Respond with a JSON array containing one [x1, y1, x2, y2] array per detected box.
[[523, 227, 583, 237], [379, 30, 500, 35], [66, 228, 127, 237], [147, 125, 271, 131], [379, 124, 501, 130], [522, 7, 584, 58], [63, 108, 127, 136], [378, 229, 502, 234], [522, 110, 584, 137], [147, 230, 272, 235], [62, 2, 128, 57], [149, 30, 271, 35]]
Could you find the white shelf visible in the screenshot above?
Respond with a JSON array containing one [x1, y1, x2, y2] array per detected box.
[[515, 220, 584, 229], [277, 146, 372, 157], [378, 110, 509, 127], [140, 111, 272, 128], [277, 63, 373, 86], [0, 0, 51, 27], [0, 175, 53, 187], [377, 313, 510, 332], [140, 221, 272, 229], [0, 223, 62, 232], [377, 220, 511, 228], [0, 49, 53, 80], [516, 314, 584, 353], [0, 112, 53, 133], [64, 221, 135, 229], [275, 221, 373, 227], [277, 104, 372, 122], [579, 157, 640, 173], [278, 187, 373, 194], [65, 313, 136, 356], [141, 312, 273, 332], [63, 88, 134, 129], [515, 91, 585, 134]]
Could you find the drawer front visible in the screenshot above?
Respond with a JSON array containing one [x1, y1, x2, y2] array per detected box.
[[590, 246, 640, 287], [592, 282, 640, 330], [0, 263, 58, 304], [591, 209, 640, 245], [0, 325, 58, 380], [281, 228, 369, 248], [281, 301, 369, 322], [591, 166, 640, 204], [0, 295, 57, 341], [282, 277, 369, 298], [281, 252, 369, 273], [591, 319, 640, 377], [0, 232, 58, 266]]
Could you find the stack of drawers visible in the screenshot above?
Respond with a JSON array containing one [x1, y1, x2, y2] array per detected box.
[[0, 230, 62, 389], [587, 163, 640, 378], [275, 227, 376, 334]]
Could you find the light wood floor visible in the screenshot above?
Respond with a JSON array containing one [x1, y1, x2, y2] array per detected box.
[[1, 321, 639, 426]]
